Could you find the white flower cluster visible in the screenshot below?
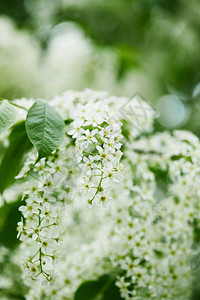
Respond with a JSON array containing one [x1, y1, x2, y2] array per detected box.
[[1, 89, 198, 300], [110, 130, 198, 299], [16, 136, 78, 284], [69, 100, 124, 205]]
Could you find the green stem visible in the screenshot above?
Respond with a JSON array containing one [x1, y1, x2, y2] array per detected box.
[[0, 97, 28, 111], [132, 148, 163, 155], [39, 248, 43, 273], [40, 223, 56, 230], [90, 170, 104, 203], [32, 259, 40, 264], [30, 249, 40, 262], [10, 102, 28, 111], [27, 171, 41, 182]]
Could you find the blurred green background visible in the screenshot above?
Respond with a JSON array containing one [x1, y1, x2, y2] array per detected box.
[[0, 0, 200, 134]]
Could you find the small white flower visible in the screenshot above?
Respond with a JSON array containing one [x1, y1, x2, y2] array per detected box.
[[19, 199, 39, 218], [79, 129, 98, 148], [16, 219, 24, 238], [40, 203, 57, 221], [94, 145, 112, 161], [68, 119, 84, 138], [23, 262, 39, 280]]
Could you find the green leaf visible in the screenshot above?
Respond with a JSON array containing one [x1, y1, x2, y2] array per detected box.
[[64, 118, 73, 125], [0, 197, 23, 249], [25, 101, 65, 161], [0, 122, 32, 194], [75, 275, 122, 300], [0, 100, 16, 134]]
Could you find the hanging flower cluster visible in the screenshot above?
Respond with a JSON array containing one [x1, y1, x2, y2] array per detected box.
[[68, 100, 124, 205], [16, 136, 78, 284]]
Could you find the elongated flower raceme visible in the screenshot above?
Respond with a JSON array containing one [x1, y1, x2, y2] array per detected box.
[[16, 136, 78, 284], [68, 100, 124, 205]]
